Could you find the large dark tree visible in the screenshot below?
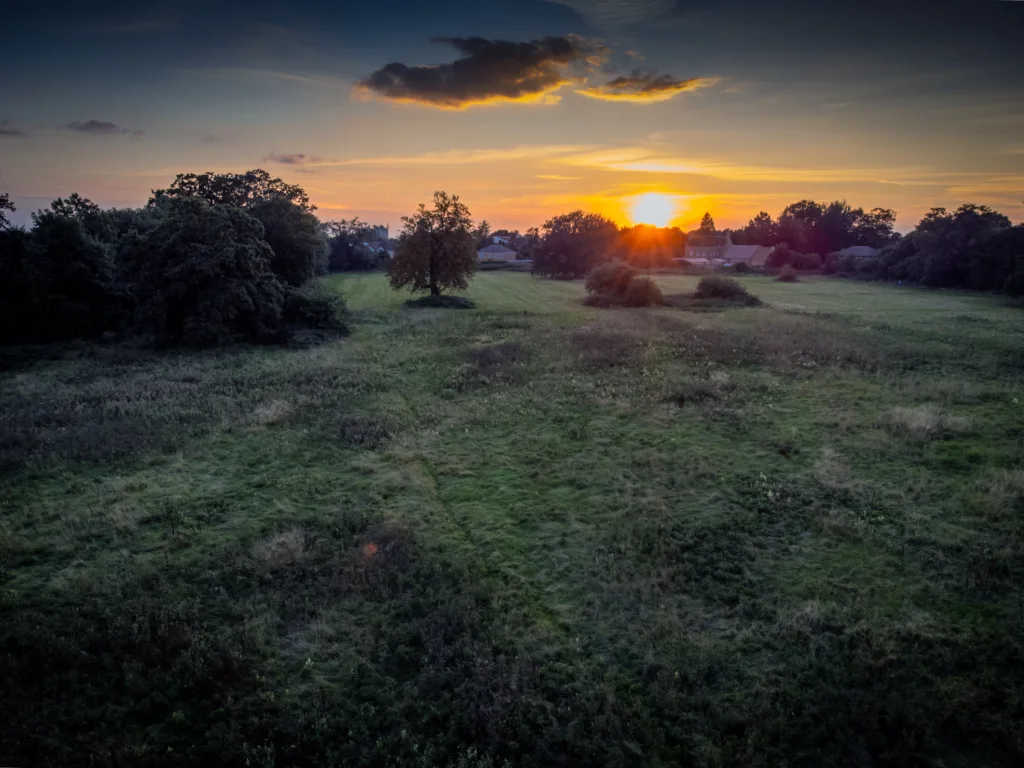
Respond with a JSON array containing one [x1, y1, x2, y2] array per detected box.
[[0, 210, 125, 343], [532, 210, 620, 279], [698, 212, 716, 233], [388, 191, 476, 296], [151, 169, 313, 212], [131, 196, 284, 347], [248, 196, 327, 285]]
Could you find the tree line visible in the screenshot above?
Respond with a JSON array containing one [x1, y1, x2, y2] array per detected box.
[[0, 170, 350, 347]]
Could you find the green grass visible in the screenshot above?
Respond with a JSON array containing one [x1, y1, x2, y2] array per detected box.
[[3, 272, 1024, 766]]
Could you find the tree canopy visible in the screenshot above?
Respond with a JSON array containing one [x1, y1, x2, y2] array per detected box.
[[388, 191, 476, 296], [151, 169, 314, 212], [532, 210, 620, 279], [130, 196, 285, 347]]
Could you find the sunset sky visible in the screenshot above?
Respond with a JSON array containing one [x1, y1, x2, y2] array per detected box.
[[2, 0, 1022, 232]]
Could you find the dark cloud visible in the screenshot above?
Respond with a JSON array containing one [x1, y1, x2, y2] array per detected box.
[[63, 120, 144, 136], [577, 70, 713, 102], [262, 152, 322, 165], [0, 120, 26, 137], [356, 35, 606, 109]]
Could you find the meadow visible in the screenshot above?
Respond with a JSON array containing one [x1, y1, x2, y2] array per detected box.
[[2, 271, 1023, 766]]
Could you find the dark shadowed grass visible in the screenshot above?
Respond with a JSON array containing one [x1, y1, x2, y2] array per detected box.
[[3, 272, 1024, 766]]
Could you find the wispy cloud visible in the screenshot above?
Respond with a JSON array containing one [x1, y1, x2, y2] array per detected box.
[[544, 0, 675, 28], [355, 35, 607, 109], [263, 152, 323, 166], [537, 174, 582, 180], [558, 146, 962, 185], [577, 72, 714, 103], [63, 120, 144, 137], [325, 145, 597, 167], [0, 120, 25, 137]]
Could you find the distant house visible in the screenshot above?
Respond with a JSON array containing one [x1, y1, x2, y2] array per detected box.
[[685, 233, 773, 266], [723, 244, 774, 266], [492, 235, 512, 246], [685, 232, 731, 262], [478, 243, 518, 262], [363, 239, 395, 257], [832, 245, 879, 258]]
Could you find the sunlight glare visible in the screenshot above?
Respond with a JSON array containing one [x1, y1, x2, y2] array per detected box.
[[629, 192, 677, 227]]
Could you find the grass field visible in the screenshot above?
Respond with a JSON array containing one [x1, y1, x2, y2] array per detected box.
[[3, 272, 1024, 766]]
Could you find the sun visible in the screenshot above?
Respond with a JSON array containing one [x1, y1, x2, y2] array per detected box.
[[629, 192, 677, 228]]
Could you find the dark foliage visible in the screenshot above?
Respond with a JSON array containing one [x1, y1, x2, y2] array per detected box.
[[532, 210, 619, 279], [404, 294, 476, 309], [583, 261, 663, 307], [694, 276, 762, 305], [249, 196, 328, 286], [389, 191, 476, 296], [131, 197, 285, 347], [283, 282, 348, 333], [0, 212, 127, 344], [151, 168, 314, 212], [735, 262, 750, 274], [0, 174, 348, 347], [624, 277, 664, 307], [733, 200, 897, 255], [777, 265, 799, 283], [585, 260, 637, 296], [830, 205, 1023, 292]]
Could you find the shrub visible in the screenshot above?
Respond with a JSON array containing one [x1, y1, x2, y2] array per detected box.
[[624, 277, 664, 307], [283, 282, 348, 332], [1004, 270, 1024, 297], [735, 262, 750, 274], [695, 276, 761, 304], [777, 265, 799, 283], [585, 260, 637, 297]]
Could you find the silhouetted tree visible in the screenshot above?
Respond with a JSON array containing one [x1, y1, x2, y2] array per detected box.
[[249, 196, 328, 285], [151, 169, 314, 212], [533, 211, 619, 278], [0, 176, 14, 230], [699, 212, 716, 233], [388, 191, 476, 296], [130, 196, 284, 346], [473, 219, 492, 250]]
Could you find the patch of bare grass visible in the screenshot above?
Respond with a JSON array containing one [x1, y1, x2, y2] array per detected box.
[[667, 370, 736, 406], [252, 527, 307, 569], [884, 405, 969, 440], [248, 399, 294, 426], [813, 447, 853, 489], [983, 469, 1024, 519]]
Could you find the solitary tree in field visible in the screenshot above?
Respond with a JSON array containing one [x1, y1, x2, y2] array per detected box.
[[388, 191, 476, 296]]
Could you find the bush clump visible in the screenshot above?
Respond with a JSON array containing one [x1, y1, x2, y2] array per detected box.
[[777, 265, 799, 283], [735, 262, 750, 274], [625, 277, 664, 307], [583, 261, 663, 308], [404, 295, 476, 309], [283, 282, 348, 332], [694, 276, 762, 305]]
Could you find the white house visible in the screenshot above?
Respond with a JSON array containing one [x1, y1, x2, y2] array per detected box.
[[833, 245, 879, 258], [723, 244, 774, 266], [477, 244, 518, 262]]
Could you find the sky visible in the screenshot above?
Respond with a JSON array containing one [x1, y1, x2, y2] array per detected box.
[[1, 0, 1022, 232]]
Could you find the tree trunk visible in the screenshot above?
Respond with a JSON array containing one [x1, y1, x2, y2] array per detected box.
[[429, 253, 439, 295]]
